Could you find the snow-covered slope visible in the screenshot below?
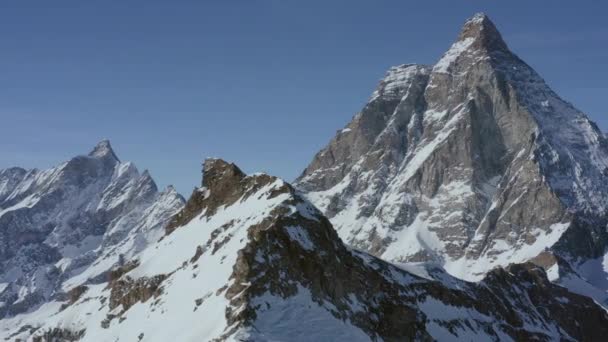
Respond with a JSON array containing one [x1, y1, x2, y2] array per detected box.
[[3, 159, 608, 341], [0, 140, 184, 317], [296, 13, 608, 304]]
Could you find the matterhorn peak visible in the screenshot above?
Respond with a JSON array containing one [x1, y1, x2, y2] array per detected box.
[[88, 139, 119, 161], [297, 11, 608, 310], [431, 13, 511, 74], [457, 12, 509, 53]]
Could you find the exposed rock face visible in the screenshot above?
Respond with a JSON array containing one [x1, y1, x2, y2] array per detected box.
[[108, 274, 167, 312], [166, 158, 280, 234], [296, 13, 608, 302], [0, 140, 185, 317], [31, 327, 84, 342], [4, 159, 607, 341]]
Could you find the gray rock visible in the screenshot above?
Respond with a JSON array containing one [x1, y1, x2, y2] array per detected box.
[[296, 12, 608, 297], [0, 140, 185, 317]]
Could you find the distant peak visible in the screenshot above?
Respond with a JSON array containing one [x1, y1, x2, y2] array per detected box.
[[457, 12, 509, 52], [164, 185, 178, 194], [88, 139, 119, 161], [163, 185, 186, 202]]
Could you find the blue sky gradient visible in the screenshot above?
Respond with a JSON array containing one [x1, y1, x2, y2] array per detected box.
[[1, 1, 606, 195]]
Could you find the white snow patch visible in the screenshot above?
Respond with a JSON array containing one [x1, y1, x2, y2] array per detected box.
[[285, 226, 315, 251], [433, 37, 475, 74]]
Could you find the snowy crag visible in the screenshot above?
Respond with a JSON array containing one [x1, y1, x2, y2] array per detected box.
[[3, 158, 608, 341], [2, 12, 608, 342], [296, 13, 608, 306], [0, 140, 185, 319]]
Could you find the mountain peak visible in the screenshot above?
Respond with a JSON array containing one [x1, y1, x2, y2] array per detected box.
[[166, 159, 286, 234], [88, 139, 119, 161], [457, 12, 509, 52], [202, 158, 246, 188]]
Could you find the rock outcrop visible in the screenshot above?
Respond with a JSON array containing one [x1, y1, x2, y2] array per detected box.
[[4, 159, 607, 341], [296, 13, 608, 305], [0, 140, 185, 317]]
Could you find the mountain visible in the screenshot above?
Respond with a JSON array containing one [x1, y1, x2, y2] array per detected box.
[[296, 13, 608, 305], [3, 158, 608, 341], [0, 140, 185, 318]]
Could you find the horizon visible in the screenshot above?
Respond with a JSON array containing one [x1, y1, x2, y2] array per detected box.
[[1, 2, 606, 196]]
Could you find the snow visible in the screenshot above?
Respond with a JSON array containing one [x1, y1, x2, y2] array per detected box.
[[0, 194, 40, 218], [0, 168, 407, 341], [370, 64, 430, 100], [381, 215, 444, 261], [400, 104, 467, 183], [497, 50, 608, 215], [0, 142, 186, 326], [445, 222, 571, 281], [299, 10, 608, 299], [546, 263, 560, 281], [423, 108, 448, 124], [0, 175, 295, 341], [285, 226, 315, 251], [557, 253, 608, 307], [3, 13, 608, 340], [239, 285, 371, 342], [420, 298, 509, 341], [468, 13, 488, 24], [433, 37, 475, 73]]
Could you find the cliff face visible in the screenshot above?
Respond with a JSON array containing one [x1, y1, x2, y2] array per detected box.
[[4, 159, 608, 341], [0, 140, 184, 317], [2, 12, 608, 342], [296, 14, 608, 305]]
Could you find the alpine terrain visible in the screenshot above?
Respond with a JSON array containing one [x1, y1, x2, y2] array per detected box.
[[1, 12, 607, 342], [2, 158, 608, 341], [296, 13, 608, 307], [0, 140, 185, 320]]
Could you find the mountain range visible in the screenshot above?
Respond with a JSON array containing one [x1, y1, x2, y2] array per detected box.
[[1, 13, 607, 342]]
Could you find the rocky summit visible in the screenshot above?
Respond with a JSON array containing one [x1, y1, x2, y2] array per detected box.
[[1, 12, 608, 342], [296, 13, 608, 306], [3, 158, 608, 341], [0, 140, 184, 319]]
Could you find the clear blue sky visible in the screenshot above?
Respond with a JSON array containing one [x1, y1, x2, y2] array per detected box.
[[1, 1, 606, 195]]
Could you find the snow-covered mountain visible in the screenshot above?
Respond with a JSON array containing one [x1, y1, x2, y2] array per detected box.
[[3, 158, 608, 341], [296, 13, 608, 305], [2, 12, 608, 342], [0, 140, 184, 318]]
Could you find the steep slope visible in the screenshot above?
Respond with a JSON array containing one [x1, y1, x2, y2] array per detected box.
[[3, 159, 608, 341], [0, 140, 184, 317], [296, 13, 608, 302]]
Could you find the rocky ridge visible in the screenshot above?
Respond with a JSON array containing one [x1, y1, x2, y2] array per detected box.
[[296, 13, 608, 305], [3, 159, 608, 341], [0, 140, 184, 317]]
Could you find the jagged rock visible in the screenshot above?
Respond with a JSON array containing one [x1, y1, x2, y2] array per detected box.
[[167, 158, 290, 234], [59, 285, 89, 311], [108, 274, 167, 312], [31, 327, 85, 342], [296, 13, 608, 305], [0, 140, 184, 317], [1, 12, 608, 342], [4, 159, 607, 341]]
